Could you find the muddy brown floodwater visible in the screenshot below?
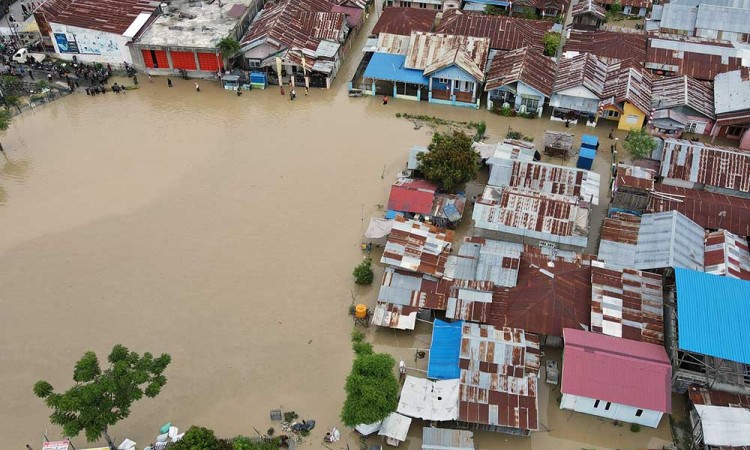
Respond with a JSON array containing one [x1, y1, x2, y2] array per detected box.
[[1, 53, 674, 450]]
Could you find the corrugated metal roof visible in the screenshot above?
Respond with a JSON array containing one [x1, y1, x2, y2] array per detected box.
[[646, 36, 745, 81], [597, 213, 641, 269], [660, 3, 698, 30], [371, 7, 437, 36], [489, 248, 594, 337], [484, 47, 557, 97], [458, 322, 540, 432], [690, 386, 750, 449], [704, 230, 750, 280], [485, 139, 537, 169], [572, 0, 606, 19], [387, 178, 438, 215], [37, 0, 158, 35], [695, 3, 750, 33], [714, 69, 750, 120], [648, 184, 750, 236], [432, 193, 467, 222], [444, 237, 524, 288], [381, 216, 454, 277], [634, 210, 705, 271], [553, 53, 609, 96], [377, 267, 447, 309], [435, 9, 550, 52], [371, 302, 417, 330], [563, 30, 647, 65], [590, 262, 664, 344], [398, 376, 460, 421], [487, 159, 601, 205], [675, 268, 750, 365], [600, 64, 653, 115], [657, 138, 750, 193], [615, 164, 656, 191], [404, 32, 490, 81], [375, 32, 412, 55], [422, 428, 475, 450], [472, 186, 590, 249], [694, 405, 750, 448], [651, 75, 715, 119], [561, 328, 672, 413]]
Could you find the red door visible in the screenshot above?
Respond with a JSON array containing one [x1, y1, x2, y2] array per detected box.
[[171, 51, 196, 70], [197, 52, 222, 72]]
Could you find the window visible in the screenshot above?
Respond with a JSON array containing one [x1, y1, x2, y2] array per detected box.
[[247, 59, 261, 68], [626, 114, 639, 124], [685, 122, 697, 133], [522, 97, 539, 111], [740, 33, 750, 43], [604, 110, 620, 119], [399, 0, 410, 6], [635, 409, 643, 417], [419, 2, 426, 7], [605, 402, 612, 411], [727, 125, 747, 137], [434, 3, 441, 8], [593, 400, 600, 408], [437, 78, 450, 84]]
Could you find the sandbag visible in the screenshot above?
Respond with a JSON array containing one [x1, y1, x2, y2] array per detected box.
[[159, 422, 172, 434], [117, 439, 136, 450], [171, 433, 185, 443], [168, 426, 179, 438], [156, 432, 169, 443]]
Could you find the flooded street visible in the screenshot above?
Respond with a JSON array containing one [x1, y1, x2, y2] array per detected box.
[[1, 59, 669, 449]]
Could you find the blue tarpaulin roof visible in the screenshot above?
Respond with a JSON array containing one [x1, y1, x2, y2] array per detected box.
[[427, 319, 463, 380], [363, 53, 429, 85], [581, 134, 598, 149], [579, 147, 596, 160], [466, 0, 510, 5], [675, 268, 750, 365]]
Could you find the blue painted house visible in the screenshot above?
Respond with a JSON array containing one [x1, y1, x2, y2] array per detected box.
[[484, 46, 556, 117]]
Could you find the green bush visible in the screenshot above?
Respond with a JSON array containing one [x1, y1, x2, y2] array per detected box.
[[500, 105, 513, 117], [353, 259, 374, 285], [630, 423, 641, 433], [543, 32, 561, 57]]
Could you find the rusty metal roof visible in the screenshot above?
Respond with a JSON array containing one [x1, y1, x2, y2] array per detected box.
[[564, 30, 647, 64], [371, 302, 418, 330], [377, 267, 448, 310], [590, 262, 664, 344], [571, 0, 606, 19], [489, 159, 601, 205], [690, 385, 750, 409], [646, 36, 744, 81], [484, 47, 557, 97], [487, 248, 594, 337], [472, 186, 590, 248], [37, 0, 158, 34], [381, 216, 454, 277], [404, 32, 490, 81], [553, 53, 609, 96], [704, 230, 750, 281], [657, 138, 750, 193], [714, 68, 750, 125], [371, 7, 437, 36], [614, 164, 656, 191], [601, 64, 653, 115], [458, 322, 540, 432], [375, 32, 412, 55], [597, 213, 641, 269], [435, 9, 550, 52], [651, 75, 715, 120], [648, 184, 750, 237]]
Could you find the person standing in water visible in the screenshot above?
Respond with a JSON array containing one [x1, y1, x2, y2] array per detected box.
[[167, 78, 173, 88], [382, 95, 388, 105], [195, 82, 200, 92]]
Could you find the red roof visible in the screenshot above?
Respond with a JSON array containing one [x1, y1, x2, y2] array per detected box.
[[371, 7, 437, 36], [387, 178, 437, 215], [36, 0, 157, 35], [562, 328, 672, 413]]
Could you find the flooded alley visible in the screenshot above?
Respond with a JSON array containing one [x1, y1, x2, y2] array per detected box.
[[0, 70, 671, 450]]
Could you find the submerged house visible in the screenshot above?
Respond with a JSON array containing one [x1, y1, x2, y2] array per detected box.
[[381, 216, 454, 277], [571, 0, 606, 30], [239, 0, 350, 89], [387, 178, 438, 217], [484, 47, 556, 117], [704, 230, 750, 280], [712, 69, 750, 149], [598, 63, 653, 131], [666, 268, 750, 395], [651, 75, 715, 136], [550, 53, 608, 125], [688, 385, 750, 450], [561, 328, 672, 428]]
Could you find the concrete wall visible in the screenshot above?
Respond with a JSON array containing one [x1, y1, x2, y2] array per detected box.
[[560, 394, 663, 428], [617, 102, 647, 131], [48, 22, 133, 65]]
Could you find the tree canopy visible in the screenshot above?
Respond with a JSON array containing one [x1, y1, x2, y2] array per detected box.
[[0, 107, 11, 132], [33, 345, 171, 446], [543, 32, 561, 57], [623, 127, 657, 159], [417, 131, 480, 192], [217, 37, 241, 60], [340, 334, 399, 427]]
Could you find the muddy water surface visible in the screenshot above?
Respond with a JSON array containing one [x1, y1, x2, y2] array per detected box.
[[1, 63, 671, 450]]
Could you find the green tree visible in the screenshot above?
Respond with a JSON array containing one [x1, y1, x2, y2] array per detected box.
[[610, 0, 623, 16], [0, 75, 25, 96], [623, 127, 657, 159], [484, 5, 506, 15], [232, 435, 280, 450], [170, 426, 222, 450], [217, 37, 241, 66], [543, 32, 561, 57], [33, 345, 171, 448], [353, 258, 374, 285], [418, 131, 480, 192], [340, 336, 399, 427], [0, 107, 11, 153]]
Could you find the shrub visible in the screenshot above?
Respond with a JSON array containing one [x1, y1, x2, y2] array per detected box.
[[353, 258, 374, 285], [630, 423, 641, 433]]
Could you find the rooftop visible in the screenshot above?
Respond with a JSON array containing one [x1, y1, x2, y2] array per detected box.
[[571, 0, 606, 19], [428, 319, 463, 380], [634, 210, 705, 271], [648, 184, 750, 237], [422, 428, 475, 450], [689, 385, 750, 449], [564, 30, 647, 64], [482, 139, 538, 166], [371, 7, 437, 36], [444, 237, 523, 286], [601, 64, 653, 115], [397, 376, 460, 421], [704, 230, 750, 280], [561, 328, 672, 413], [590, 262, 664, 344], [472, 186, 590, 249], [614, 164, 656, 191], [595, 0, 651, 8], [435, 9, 550, 52], [135, 0, 253, 48], [651, 75, 715, 119], [387, 178, 438, 215], [597, 213, 641, 269], [484, 47, 556, 97], [458, 322, 541, 432], [676, 268, 750, 365], [404, 32, 490, 81], [553, 53, 609, 97], [381, 216, 454, 277], [657, 138, 750, 193], [489, 248, 594, 337], [714, 68, 750, 124], [36, 0, 158, 35], [646, 35, 745, 81]]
